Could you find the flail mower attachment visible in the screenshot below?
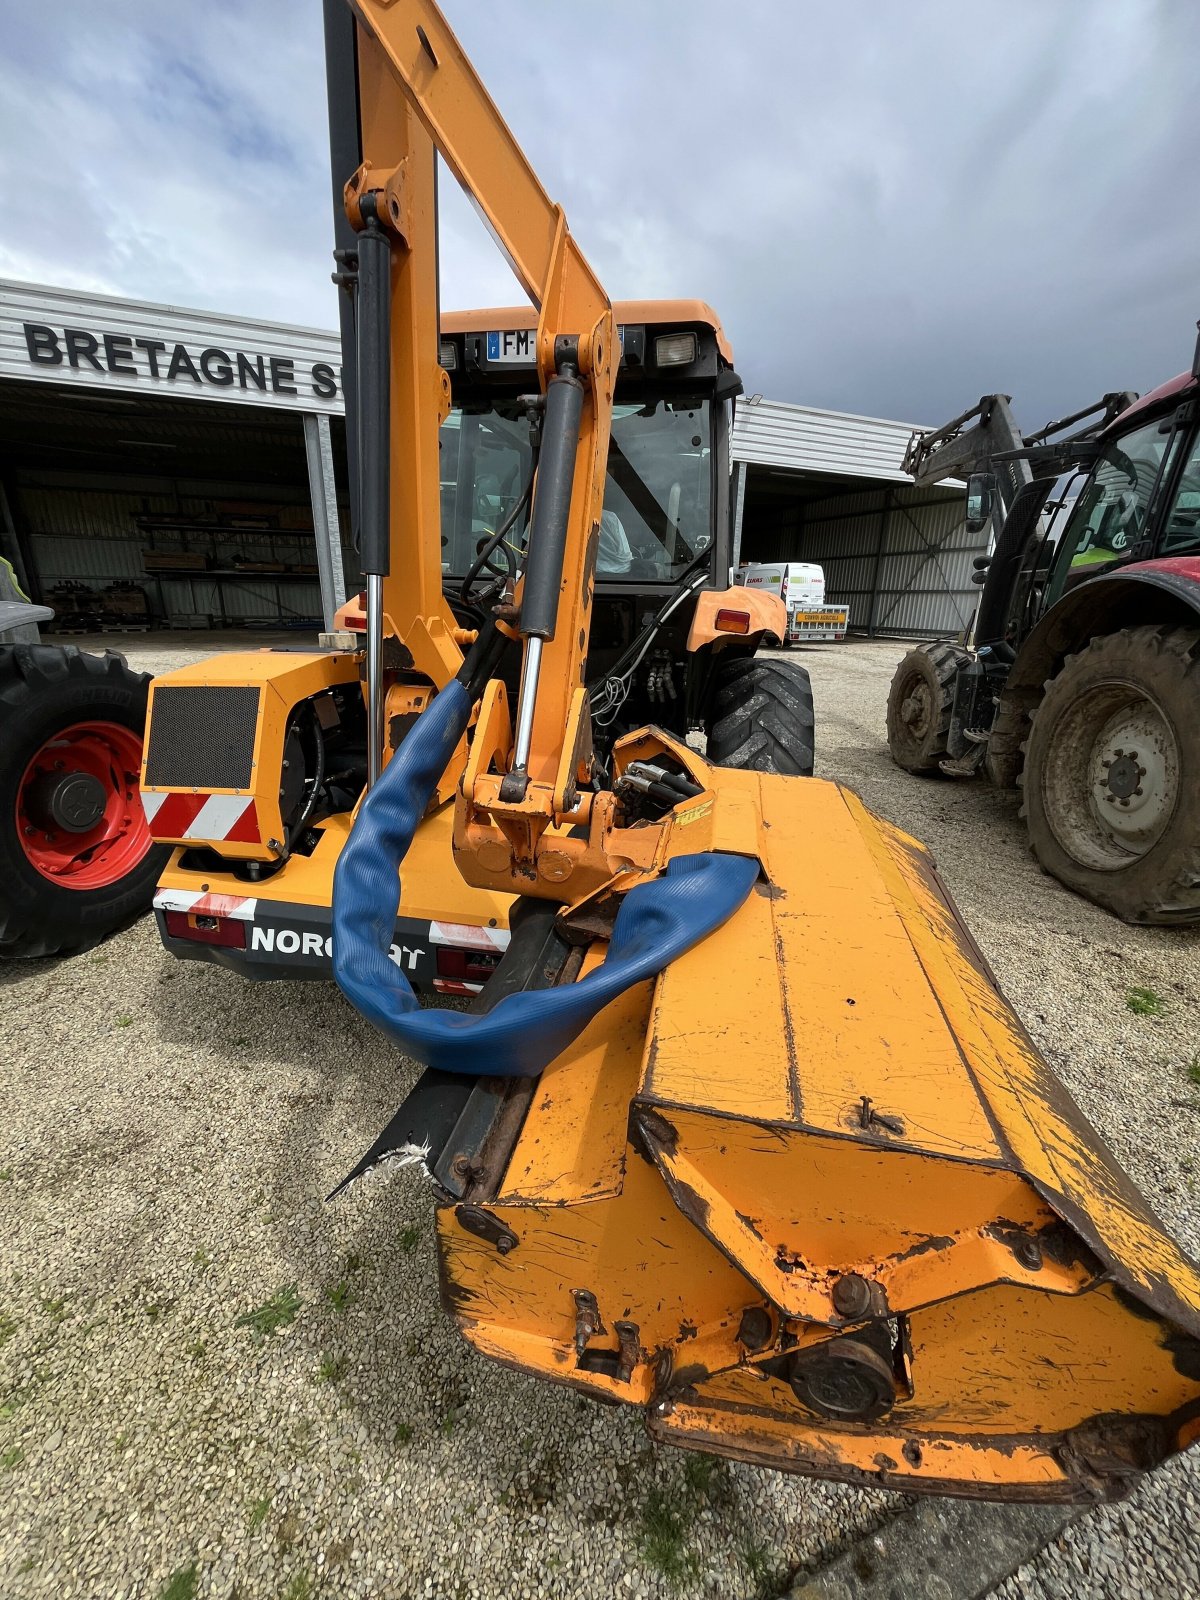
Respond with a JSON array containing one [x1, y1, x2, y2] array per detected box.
[[331, 686, 1200, 1504]]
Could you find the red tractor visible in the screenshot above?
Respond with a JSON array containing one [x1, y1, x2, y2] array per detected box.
[[887, 330, 1200, 923]]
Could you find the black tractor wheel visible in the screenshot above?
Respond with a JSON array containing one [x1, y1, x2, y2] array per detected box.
[[1021, 626, 1200, 924], [706, 654, 815, 776], [886, 642, 969, 775], [0, 645, 167, 959]]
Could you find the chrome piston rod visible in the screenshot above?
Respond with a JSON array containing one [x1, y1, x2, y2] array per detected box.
[[366, 572, 385, 788]]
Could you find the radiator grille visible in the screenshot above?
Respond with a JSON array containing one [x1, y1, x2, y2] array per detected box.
[[144, 685, 260, 789]]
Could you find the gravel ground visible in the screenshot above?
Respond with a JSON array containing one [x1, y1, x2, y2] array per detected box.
[[2, 631, 1198, 1600]]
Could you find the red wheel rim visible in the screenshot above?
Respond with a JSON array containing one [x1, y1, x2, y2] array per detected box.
[[15, 720, 153, 890]]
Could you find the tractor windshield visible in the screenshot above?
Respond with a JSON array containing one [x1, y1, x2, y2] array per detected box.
[[1045, 416, 1168, 604], [439, 396, 713, 585]]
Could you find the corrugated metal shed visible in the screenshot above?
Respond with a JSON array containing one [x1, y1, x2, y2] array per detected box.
[[0, 279, 343, 416], [731, 396, 982, 639], [731, 396, 921, 481]]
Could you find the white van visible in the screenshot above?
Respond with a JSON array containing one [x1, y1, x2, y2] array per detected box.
[[735, 562, 849, 644]]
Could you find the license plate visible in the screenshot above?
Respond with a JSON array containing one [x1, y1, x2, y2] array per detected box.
[[793, 610, 845, 625], [486, 328, 537, 364]]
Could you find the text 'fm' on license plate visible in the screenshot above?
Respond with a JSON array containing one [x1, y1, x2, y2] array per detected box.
[[486, 328, 537, 363]]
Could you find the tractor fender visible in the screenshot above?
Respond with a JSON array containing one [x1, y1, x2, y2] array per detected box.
[[685, 586, 785, 652], [988, 557, 1200, 787], [1006, 557, 1200, 699]]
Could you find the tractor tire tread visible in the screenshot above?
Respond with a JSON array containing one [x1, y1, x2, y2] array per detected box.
[[706, 655, 815, 776]]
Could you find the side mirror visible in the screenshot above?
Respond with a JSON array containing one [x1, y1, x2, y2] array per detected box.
[[965, 472, 996, 534]]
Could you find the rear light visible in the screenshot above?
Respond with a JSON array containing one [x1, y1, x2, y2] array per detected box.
[[164, 910, 247, 949], [345, 591, 367, 632], [655, 332, 697, 367], [715, 608, 751, 634], [436, 946, 502, 984]]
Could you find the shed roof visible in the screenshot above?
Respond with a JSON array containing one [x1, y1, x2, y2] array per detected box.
[[732, 395, 928, 483]]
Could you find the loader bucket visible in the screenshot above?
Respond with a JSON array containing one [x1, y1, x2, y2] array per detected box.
[[361, 771, 1200, 1501]]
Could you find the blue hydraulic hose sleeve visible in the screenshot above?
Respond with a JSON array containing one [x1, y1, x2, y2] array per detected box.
[[332, 680, 757, 1077]]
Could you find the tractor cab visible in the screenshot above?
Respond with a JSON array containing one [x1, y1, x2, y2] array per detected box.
[[437, 302, 742, 750], [1044, 378, 1200, 607]]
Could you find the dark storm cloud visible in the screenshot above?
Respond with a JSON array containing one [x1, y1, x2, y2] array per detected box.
[[3, 1, 1198, 433]]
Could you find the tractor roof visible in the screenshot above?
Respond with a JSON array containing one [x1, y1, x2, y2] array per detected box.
[[441, 300, 733, 365]]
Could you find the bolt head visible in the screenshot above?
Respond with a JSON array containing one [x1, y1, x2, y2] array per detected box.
[[831, 1273, 874, 1321], [737, 1306, 774, 1351]]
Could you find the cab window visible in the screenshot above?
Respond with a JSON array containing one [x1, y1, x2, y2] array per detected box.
[[1161, 428, 1200, 555], [1046, 417, 1168, 604]]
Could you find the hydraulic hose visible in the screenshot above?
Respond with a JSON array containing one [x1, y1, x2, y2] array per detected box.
[[331, 680, 757, 1077]]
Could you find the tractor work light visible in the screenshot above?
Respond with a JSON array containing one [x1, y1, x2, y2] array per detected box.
[[714, 608, 751, 634], [438, 339, 458, 370], [655, 332, 697, 367]]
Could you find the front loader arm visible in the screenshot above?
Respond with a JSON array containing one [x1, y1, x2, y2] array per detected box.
[[337, 0, 614, 840], [903, 393, 1033, 522]]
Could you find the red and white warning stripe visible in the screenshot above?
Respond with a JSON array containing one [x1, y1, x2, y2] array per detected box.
[[428, 920, 510, 952], [140, 790, 260, 844], [433, 978, 485, 997], [152, 887, 258, 921]]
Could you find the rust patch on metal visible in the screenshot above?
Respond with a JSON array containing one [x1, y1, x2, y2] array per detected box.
[[672, 1177, 711, 1233], [633, 1106, 678, 1159], [888, 1234, 955, 1265], [753, 879, 786, 901]]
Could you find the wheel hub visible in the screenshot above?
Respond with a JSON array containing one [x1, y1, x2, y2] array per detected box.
[[15, 720, 154, 890], [901, 682, 932, 736], [25, 769, 108, 833], [1089, 705, 1176, 850]]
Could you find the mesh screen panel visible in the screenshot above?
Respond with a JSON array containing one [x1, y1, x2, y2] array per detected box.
[[144, 685, 260, 789]]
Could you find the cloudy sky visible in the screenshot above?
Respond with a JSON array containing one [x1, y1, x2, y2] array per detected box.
[[2, 1, 1198, 428]]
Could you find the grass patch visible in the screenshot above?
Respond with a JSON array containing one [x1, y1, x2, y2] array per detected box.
[[1, 1445, 25, 1471], [398, 1226, 420, 1253], [41, 1297, 69, 1324], [159, 1564, 199, 1600], [324, 1281, 353, 1313], [740, 1538, 787, 1598], [1126, 986, 1165, 1017], [247, 1495, 272, 1530], [0, 1312, 17, 1347], [1187, 1052, 1200, 1087], [637, 1486, 698, 1585], [185, 1340, 208, 1362], [0, 1169, 11, 1181], [116, 1014, 134, 1029], [344, 1251, 363, 1274], [316, 1353, 348, 1385], [394, 1421, 414, 1445], [235, 1283, 302, 1340], [191, 1248, 211, 1271], [281, 1573, 312, 1600], [682, 1451, 723, 1497]]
